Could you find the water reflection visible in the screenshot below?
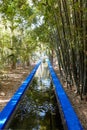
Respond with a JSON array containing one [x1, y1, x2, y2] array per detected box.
[[8, 62, 63, 130]]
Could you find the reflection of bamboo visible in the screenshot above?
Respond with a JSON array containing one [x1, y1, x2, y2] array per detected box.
[[42, 62, 48, 79], [49, 108, 52, 129], [49, 83, 54, 130]]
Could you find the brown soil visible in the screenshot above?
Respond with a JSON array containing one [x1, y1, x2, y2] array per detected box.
[[0, 66, 32, 112], [0, 65, 87, 129]]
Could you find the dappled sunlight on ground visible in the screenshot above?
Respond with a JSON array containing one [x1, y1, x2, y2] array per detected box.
[[0, 66, 31, 111], [82, 109, 87, 123], [0, 99, 10, 103], [7, 74, 22, 79]]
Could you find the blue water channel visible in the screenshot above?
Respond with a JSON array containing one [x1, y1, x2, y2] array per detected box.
[[8, 62, 63, 130]]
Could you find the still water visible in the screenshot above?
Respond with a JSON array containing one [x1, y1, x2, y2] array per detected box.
[[8, 63, 63, 130]]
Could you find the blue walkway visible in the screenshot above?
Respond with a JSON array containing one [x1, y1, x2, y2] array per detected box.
[[47, 61, 84, 130], [0, 61, 41, 129]]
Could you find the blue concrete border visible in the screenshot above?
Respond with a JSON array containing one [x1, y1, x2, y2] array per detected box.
[[47, 60, 84, 130], [0, 61, 41, 129]]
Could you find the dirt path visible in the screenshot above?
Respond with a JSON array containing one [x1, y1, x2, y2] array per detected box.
[[0, 66, 31, 111]]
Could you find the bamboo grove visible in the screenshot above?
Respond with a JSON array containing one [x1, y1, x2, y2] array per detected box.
[[32, 0, 87, 99], [0, 0, 39, 69]]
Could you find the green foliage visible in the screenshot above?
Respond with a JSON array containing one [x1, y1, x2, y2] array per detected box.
[[0, 0, 40, 69]]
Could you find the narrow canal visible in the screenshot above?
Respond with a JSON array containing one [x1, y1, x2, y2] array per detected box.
[[8, 62, 63, 130]]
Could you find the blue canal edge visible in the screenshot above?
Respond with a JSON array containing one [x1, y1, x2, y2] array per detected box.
[[0, 61, 41, 129], [47, 60, 84, 130]]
